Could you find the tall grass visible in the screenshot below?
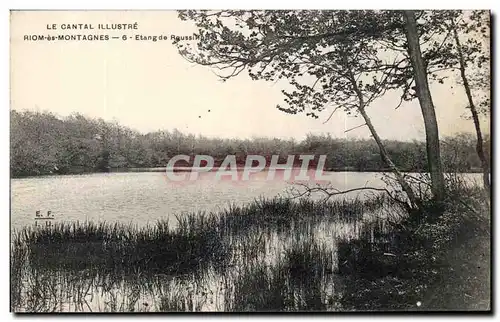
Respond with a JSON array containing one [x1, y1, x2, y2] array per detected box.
[[11, 195, 401, 312], [15, 219, 227, 275]]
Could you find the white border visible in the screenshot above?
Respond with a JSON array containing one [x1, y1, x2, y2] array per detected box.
[[3, 0, 499, 9], [2, 1, 498, 321]]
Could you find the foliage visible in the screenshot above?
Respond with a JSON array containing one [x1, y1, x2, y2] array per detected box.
[[10, 110, 486, 177]]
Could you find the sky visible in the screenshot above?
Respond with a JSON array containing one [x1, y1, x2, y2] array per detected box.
[[10, 10, 490, 142]]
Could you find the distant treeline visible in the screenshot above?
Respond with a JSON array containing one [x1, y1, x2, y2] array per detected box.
[[10, 110, 490, 178]]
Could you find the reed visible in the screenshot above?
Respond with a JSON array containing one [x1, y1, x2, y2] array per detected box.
[[11, 195, 398, 312]]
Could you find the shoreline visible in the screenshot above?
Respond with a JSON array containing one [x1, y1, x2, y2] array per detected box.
[[10, 167, 486, 179]]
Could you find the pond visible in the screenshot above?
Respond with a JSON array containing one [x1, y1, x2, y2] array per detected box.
[[11, 171, 401, 228], [10, 171, 482, 312]]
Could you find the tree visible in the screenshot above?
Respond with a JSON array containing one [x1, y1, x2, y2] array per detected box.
[[402, 11, 446, 202], [176, 10, 457, 205], [10, 110, 482, 179], [380, 10, 490, 197], [448, 11, 490, 192]]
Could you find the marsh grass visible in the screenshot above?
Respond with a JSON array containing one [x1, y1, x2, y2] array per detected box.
[[15, 218, 227, 275], [11, 195, 403, 312]]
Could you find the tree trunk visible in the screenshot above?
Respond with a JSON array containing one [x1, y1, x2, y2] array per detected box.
[[358, 106, 420, 209], [403, 10, 446, 202], [451, 21, 490, 193], [344, 58, 419, 209]]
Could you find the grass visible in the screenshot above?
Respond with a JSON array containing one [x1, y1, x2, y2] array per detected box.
[[11, 184, 490, 312], [15, 219, 227, 275], [12, 196, 395, 274], [12, 195, 398, 312], [227, 239, 337, 311]]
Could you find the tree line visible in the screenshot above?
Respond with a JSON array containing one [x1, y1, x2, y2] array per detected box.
[[10, 110, 488, 178]]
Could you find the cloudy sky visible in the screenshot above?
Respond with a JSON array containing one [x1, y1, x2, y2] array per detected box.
[[10, 10, 490, 141]]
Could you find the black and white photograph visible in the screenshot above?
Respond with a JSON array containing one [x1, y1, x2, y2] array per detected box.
[[9, 9, 491, 313]]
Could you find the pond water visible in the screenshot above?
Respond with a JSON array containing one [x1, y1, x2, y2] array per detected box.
[[10, 171, 482, 312], [11, 171, 402, 228]]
